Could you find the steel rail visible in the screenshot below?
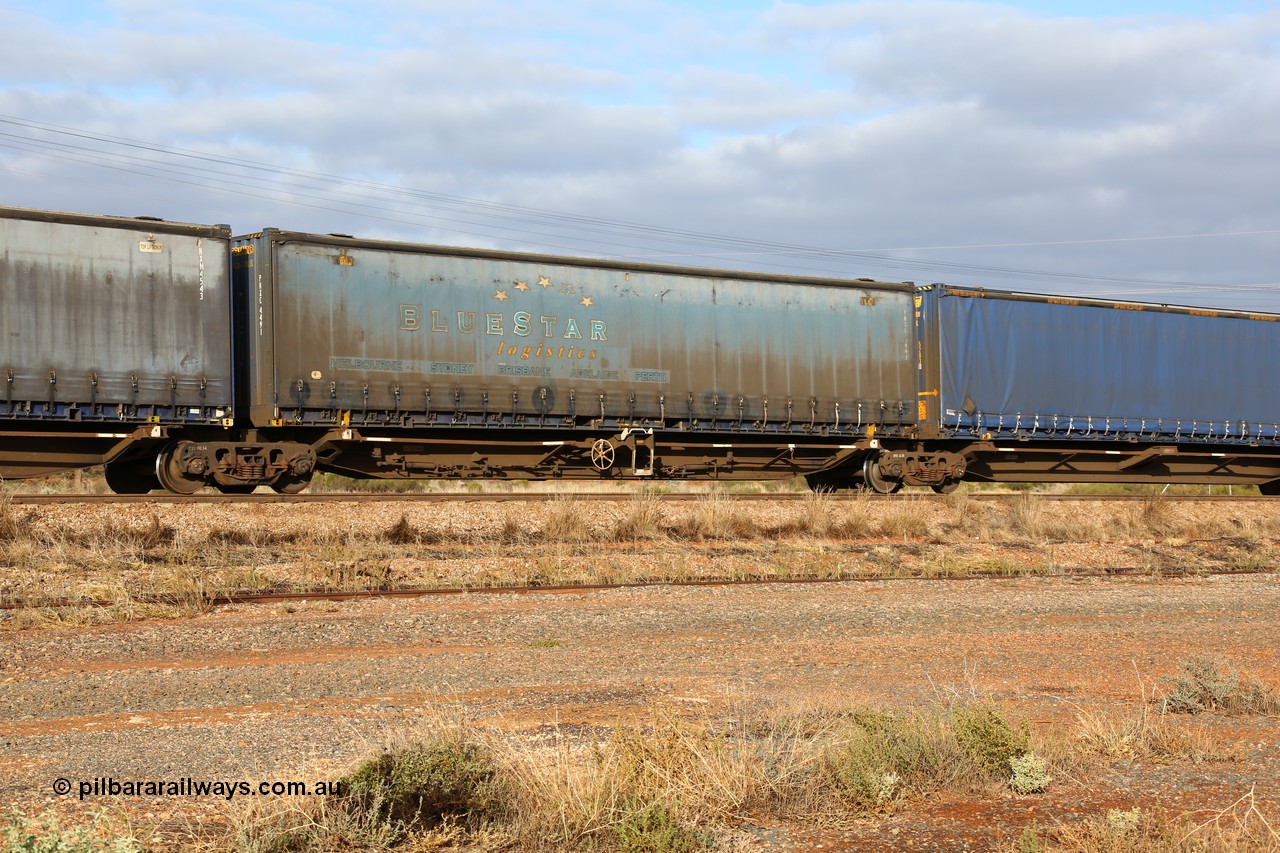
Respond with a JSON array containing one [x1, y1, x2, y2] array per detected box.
[[2, 491, 1270, 505], [0, 565, 1270, 613]]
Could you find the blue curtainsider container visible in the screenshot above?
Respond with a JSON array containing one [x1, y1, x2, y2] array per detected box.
[[922, 285, 1280, 444]]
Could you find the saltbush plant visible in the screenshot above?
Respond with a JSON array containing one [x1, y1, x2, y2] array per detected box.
[[1159, 657, 1280, 716], [1009, 752, 1053, 795]]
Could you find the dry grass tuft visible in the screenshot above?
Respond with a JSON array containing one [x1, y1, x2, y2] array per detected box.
[[801, 491, 836, 537], [0, 493, 23, 543], [1023, 789, 1280, 852], [1134, 495, 1179, 536], [668, 493, 758, 541], [831, 492, 877, 539], [1073, 669, 1229, 763], [874, 497, 934, 540], [496, 514, 525, 544], [1073, 706, 1224, 764], [947, 490, 995, 538], [204, 525, 296, 547], [1003, 493, 1048, 539], [611, 492, 668, 541], [542, 498, 597, 543], [131, 512, 177, 549], [382, 513, 438, 545]]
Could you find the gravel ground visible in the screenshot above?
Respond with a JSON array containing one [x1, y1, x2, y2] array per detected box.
[[2, 560, 1278, 850]]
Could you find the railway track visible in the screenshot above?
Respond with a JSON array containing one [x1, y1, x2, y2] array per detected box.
[[2, 490, 1269, 505], [1, 564, 1270, 612]]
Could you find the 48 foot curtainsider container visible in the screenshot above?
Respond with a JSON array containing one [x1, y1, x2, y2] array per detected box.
[[909, 285, 1280, 492]]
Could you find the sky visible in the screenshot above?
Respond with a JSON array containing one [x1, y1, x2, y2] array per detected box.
[[1, 0, 1278, 310]]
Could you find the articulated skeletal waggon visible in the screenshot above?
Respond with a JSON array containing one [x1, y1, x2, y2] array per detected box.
[[4, 205, 1280, 494]]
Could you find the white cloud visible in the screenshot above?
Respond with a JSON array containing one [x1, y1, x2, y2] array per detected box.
[[1, 0, 1278, 308]]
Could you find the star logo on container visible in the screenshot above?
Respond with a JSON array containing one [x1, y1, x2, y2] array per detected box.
[[500, 273, 598, 309]]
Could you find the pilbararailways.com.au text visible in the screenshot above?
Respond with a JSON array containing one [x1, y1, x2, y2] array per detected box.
[[53, 777, 346, 801]]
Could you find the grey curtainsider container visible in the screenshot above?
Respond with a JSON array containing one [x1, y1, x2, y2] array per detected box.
[[235, 230, 918, 434], [0, 206, 234, 424], [924, 285, 1280, 444]]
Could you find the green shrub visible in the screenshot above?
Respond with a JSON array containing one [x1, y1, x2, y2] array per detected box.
[[951, 703, 1030, 778], [824, 710, 955, 811], [345, 736, 500, 825], [615, 800, 706, 853]]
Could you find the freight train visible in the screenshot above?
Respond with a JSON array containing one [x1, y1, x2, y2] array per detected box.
[[4, 204, 1280, 495]]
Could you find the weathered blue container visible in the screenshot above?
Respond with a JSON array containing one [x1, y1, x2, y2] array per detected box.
[[234, 230, 917, 434], [922, 285, 1280, 443], [0, 206, 234, 423]]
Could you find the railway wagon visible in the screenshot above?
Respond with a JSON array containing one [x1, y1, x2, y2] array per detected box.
[[11, 205, 1280, 496], [0, 206, 235, 492], [897, 285, 1280, 493], [220, 229, 918, 492]]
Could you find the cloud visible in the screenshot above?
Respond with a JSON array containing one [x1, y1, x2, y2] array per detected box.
[[793, 3, 1280, 124], [1, 0, 1278, 308]]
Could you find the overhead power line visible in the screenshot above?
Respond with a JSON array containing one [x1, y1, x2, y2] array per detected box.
[[0, 113, 1276, 300]]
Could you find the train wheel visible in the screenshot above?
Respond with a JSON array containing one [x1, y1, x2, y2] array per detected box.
[[104, 459, 160, 495], [862, 452, 902, 495], [931, 480, 961, 495], [155, 443, 206, 495]]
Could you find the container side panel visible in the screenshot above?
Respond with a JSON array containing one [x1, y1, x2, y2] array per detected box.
[[1, 216, 233, 418], [938, 294, 1280, 436], [261, 240, 916, 426]]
